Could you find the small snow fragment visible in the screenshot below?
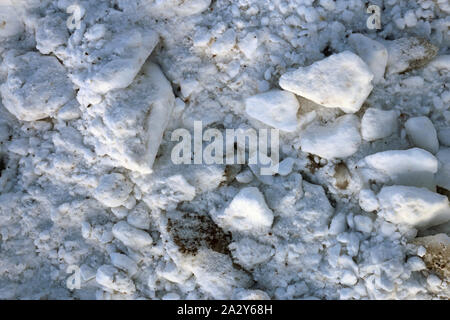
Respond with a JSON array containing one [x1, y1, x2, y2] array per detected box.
[[300, 115, 361, 159], [93, 173, 133, 208], [279, 51, 373, 113], [110, 253, 138, 276], [229, 238, 274, 269], [233, 289, 270, 300], [329, 212, 347, 235], [245, 90, 300, 132], [385, 37, 438, 75], [359, 189, 379, 212], [436, 148, 450, 190], [405, 116, 439, 154], [96, 265, 136, 294], [112, 221, 153, 249], [219, 187, 274, 234], [426, 274, 442, 289], [377, 186, 450, 229], [354, 215, 373, 234], [127, 203, 151, 230], [278, 157, 295, 176], [162, 292, 180, 300], [438, 127, 450, 147], [348, 34, 388, 83], [236, 169, 254, 184], [407, 256, 426, 271], [361, 108, 398, 141], [238, 32, 258, 59]]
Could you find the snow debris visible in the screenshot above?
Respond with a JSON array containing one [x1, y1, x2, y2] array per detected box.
[[357, 148, 438, 190], [361, 108, 398, 141], [112, 221, 153, 249], [279, 51, 374, 113], [96, 265, 136, 294], [245, 90, 300, 132], [93, 173, 133, 208], [405, 116, 440, 154], [348, 34, 388, 84], [436, 148, 450, 190], [218, 187, 274, 234], [385, 37, 438, 75], [377, 186, 450, 229], [299, 114, 361, 159], [0, 52, 74, 121]]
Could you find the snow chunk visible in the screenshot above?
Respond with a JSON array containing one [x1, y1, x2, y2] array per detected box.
[[405, 116, 439, 154], [112, 221, 153, 249], [385, 38, 438, 75], [238, 32, 258, 59], [86, 62, 175, 174], [300, 115, 361, 159], [361, 108, 398, 141], [35, 13, 69, 54], [357, 148, 438, 190], [229, 238, 274, 269], [359, 189, 379, 212], [354, 215, 373, 234], [0, 5, 24, 38], [279, 51, 373, 113], [93, 173, 133, 208], [0, 52, 74, 121], [436, 148, 450, 190], [72, 28, 158, 96], [245, 90, 300, 132], [348, 34, 388, 83], [377, 186, 450, 229], [96, 265, 136, 294], [110, 253, 138, 276], [219, 187, 274, 234]]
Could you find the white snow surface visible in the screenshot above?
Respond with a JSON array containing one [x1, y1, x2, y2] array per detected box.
[[0, 0, 449, 300]]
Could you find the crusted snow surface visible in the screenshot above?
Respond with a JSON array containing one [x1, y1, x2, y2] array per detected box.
[[0, 0, 449, 301]]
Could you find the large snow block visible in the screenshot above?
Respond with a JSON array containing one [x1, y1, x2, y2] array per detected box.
[[279, 51, 374, 113]]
